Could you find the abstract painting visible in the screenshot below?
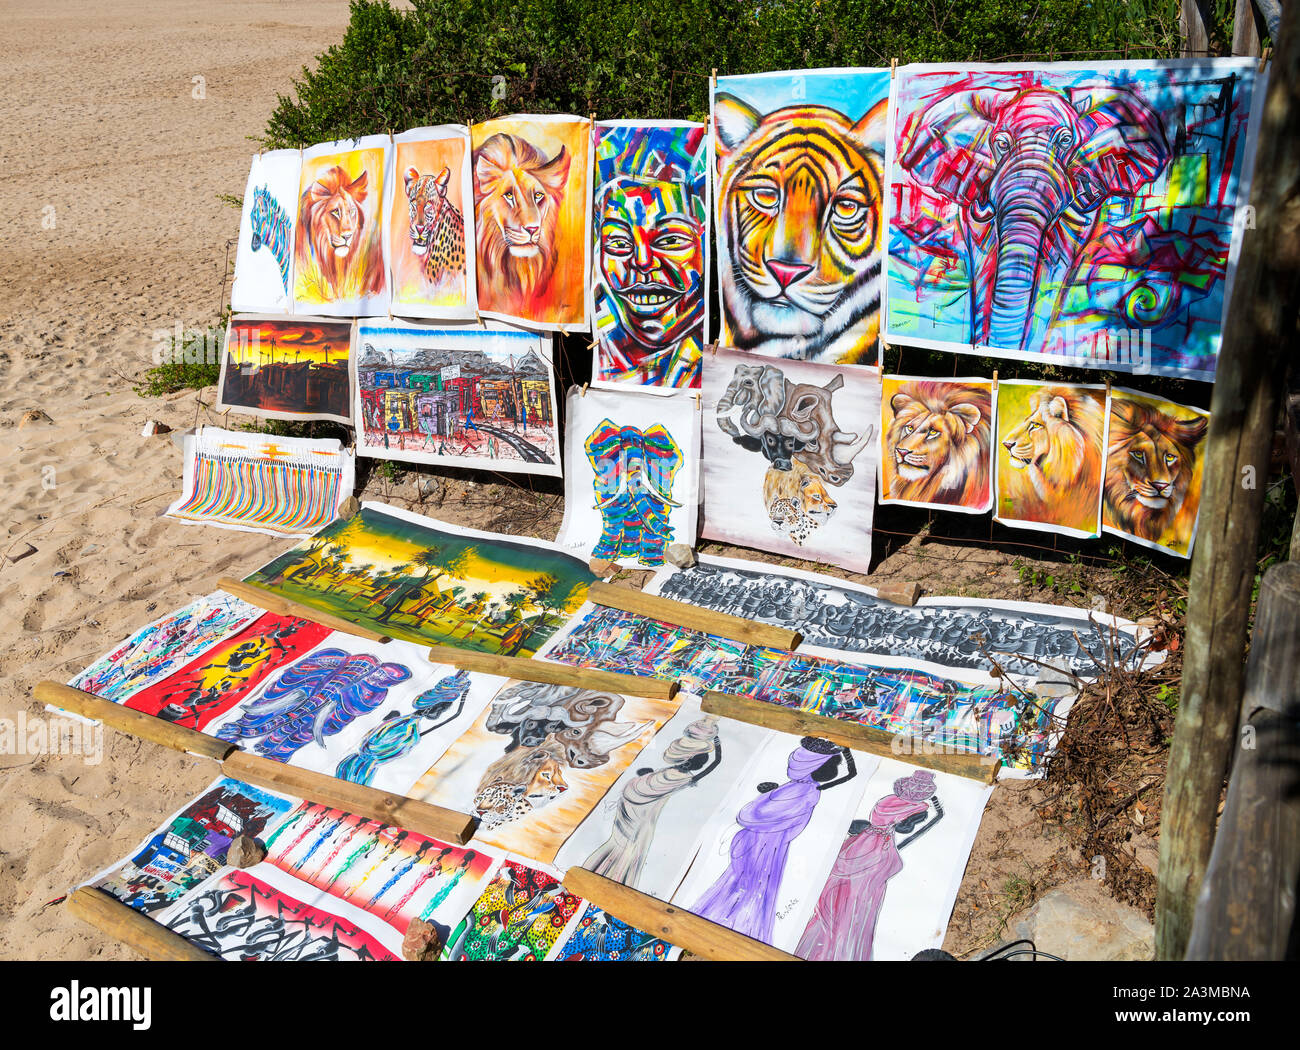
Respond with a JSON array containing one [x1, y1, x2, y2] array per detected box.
[[164, 427, 354, 538], [294, 135, 391, 316], [216, 315, 354, 424], [387, 125, 477, 319], [994, 380, 1108, 537], [443, 858, 584, 961], [471, 115, 591, 331], [880, 375, 994, 513], [231, 149, 300, 313], [712, 68, 890, 365], [1102, 388, 1209, 558], [885, 59, 1262, 379], [244, 502, 596, 654], [592, 121, 708, 387], [352, 317, 560, 475], [547, 902, 682, 961], [702, 348, 879, 570], [555, 385, 700, 567]]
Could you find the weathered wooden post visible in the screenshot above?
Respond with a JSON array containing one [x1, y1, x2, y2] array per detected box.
[[1156, 7, 1300, 959], [1181, 0, 1211, 56]]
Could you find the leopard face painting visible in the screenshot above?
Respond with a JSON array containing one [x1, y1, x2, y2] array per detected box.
[[405, 166, 466, 286]]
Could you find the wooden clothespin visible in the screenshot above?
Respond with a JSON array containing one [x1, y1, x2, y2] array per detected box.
[[1104, 375, 1112, 400], [992, 369, 999, 389], [580, 383, 589, 398], [1259, 47, 1271, 73], [693, 391, 702, 412], [890, 58, 898, 79], [711, 67, 718, 87]]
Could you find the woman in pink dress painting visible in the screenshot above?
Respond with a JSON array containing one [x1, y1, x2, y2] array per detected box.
[[796, 769, 945, 961]]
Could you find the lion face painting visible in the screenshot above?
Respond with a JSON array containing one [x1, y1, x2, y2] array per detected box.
[[881, 378, 992, 512]]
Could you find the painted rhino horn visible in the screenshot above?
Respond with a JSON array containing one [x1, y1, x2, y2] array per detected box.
[[831, 423, 875, 465], [584, 720, 652, 756]]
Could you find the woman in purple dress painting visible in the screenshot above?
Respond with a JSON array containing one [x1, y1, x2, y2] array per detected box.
[[795, 769, 944, 961], [693, 736, 857, 943]]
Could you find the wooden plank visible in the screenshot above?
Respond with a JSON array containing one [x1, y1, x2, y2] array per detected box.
[[1232, 0, 1263, 57], [560, 868, 800, 962], [1180, 0, 1211, 56], [702, 690, 998, 784], [222, 749, 477, 846], [219, 576, 391, 642], [426, 644, 679, 700], [586, 581, 802, 651], [66, 887, 216, 961], [33, 681, 233, 762]]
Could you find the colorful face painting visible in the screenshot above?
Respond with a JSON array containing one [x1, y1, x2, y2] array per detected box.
[[294, 135, 391, 316], [231, 149, 301, 313], [555, 386, 700, 567], [592, 121, 708, 387], [164, 427, 355, 538], [443, 858, 583, 961], [69, 592, 260, 704], [87, 777, 292, 916], [410, 678, 678, 862], [796, 758, 991, 961], [388, 126, 477, 319], [712, 68, 890, 365], [243, 503, 596, 656], [702, 348, 879, 570], [886, 59, 1262, 380], [880, 376, 994, 513], [216, 316, 353, 424], [352, 317, 560, 475], [994, 380, 1108, 537], [471, 115, 591, 331], [548, 903, 682, 961]]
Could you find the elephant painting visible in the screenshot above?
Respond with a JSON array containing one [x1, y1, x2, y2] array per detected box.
[[584, 419, 684, 566]]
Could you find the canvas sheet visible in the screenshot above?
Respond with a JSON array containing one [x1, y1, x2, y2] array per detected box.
[[242, 501, 597, 655], [591, 120, 708, 388], [879, 375, 994, 513], [164, 427, 355, 538], [554, 385, 701, 567], [231, 149, 301, 313], [994, 380, 1108, 537], [293, 135, 392, 317], [387, 125, 478, 319], [471, 114, 592, 332], [409, 678, 680, 863], [442, 856, 586, 960], [701, 347, 879, 571], [353, 317, 561, 476], [1102, 387, 1210, 558], [884, 59, 1263, 380], [545, 901, 683, 961], [794, 758, 991, 961], [711, 67, 890, 365], [671, 736, 874, 950], [216, 315, 354, 424], [552, 694, 774, 902]]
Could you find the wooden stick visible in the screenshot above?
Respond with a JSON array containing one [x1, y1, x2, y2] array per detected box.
[[66, 887, 216, 961], [561, 868, 799, 961], [34, 681, 233, 762], [223, 750, 478, 846], [586, 581, 802, 651], [426, 644, 679, 699], [702, 691, 998, 783], [219, 577, 391, 642]]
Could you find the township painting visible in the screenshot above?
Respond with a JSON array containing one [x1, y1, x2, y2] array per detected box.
[[1102, 388, 1209, 558], [243, 503, 596, 655], [592, 121, 708, 388], [702, 348, 879, 571], [555, 386, 700, 567], [443, 858, 584, 961], [548, 903, 682, 961], [231, 149, 300, 313], [471, 115, 591, 331], [885, 60, 1262, 380], [387, 126, 477, 318], [994, 380, 1108, 537], [712, 68, 890, 365], [216, 316, 353, 424], [353, 318, 560, 475], [880, 375, 994, 513], [294, 135, 391, 316]]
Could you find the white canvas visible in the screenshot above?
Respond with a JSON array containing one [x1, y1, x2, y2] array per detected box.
[[231, 149, 301, 314]]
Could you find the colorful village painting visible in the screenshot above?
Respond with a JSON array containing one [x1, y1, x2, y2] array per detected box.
[[244, 505, 595, 655], [217, 315, 354, 424]]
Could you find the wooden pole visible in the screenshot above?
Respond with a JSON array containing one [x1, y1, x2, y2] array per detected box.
[[426, 644, 679, 700], [702, 691, 999, 783], [560, 868, 801, 961], [34, 681, 234, 762], [223, 750, 478, 846], [585, 581, 802, 650], [1186, 562, 1300, 958], [1157, 5, 1300, 960], [1180, 0, 1211, 56], [1232, 0, 1263, 57], [219, 577, 391, 642], [66, 887, 216, 961]]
